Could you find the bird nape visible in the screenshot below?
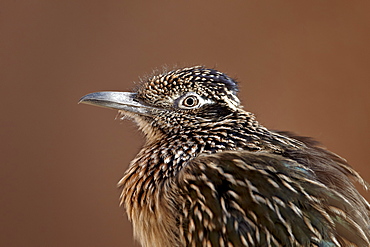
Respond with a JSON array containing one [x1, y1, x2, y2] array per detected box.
[[79, 66, 370, 247]]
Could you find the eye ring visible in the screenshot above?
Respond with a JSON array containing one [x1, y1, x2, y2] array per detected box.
[[177, 93, 201, 109]]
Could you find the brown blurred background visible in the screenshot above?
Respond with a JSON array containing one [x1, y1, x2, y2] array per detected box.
[[1, 1, 369, 246]]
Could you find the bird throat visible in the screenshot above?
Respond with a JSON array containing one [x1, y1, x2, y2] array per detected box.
[[118, 108, 304, 210]]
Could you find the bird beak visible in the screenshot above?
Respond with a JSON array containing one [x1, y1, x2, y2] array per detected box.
[[79, 91, 153, 116]]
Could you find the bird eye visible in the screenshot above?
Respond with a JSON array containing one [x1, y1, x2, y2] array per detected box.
[[177, 93, 201, 109], [184, 96, 197, 107]]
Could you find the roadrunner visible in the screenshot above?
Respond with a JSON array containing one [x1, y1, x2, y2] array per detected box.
[[80, 66, 370, 247]]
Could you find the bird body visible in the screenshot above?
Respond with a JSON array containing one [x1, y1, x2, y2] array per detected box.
[[80, 66, 370, 247]]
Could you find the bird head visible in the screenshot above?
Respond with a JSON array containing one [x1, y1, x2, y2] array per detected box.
[[79, 66, 243, 142]]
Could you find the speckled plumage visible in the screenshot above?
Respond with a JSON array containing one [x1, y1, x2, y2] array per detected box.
[[80, 66, 370, 247]]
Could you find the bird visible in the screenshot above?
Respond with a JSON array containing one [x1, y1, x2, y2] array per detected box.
[[80, 66, 370, 247]]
